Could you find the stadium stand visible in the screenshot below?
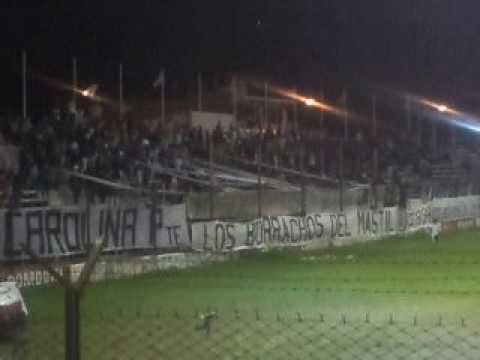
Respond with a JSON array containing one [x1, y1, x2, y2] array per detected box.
[[1, 94, 478, 209]]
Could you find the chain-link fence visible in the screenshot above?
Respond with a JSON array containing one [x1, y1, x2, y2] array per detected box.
[[6, 310, 480, 360], [5, 233, 480, 360]]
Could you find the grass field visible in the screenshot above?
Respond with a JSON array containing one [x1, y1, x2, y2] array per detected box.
[[4, 229, 480, 359]]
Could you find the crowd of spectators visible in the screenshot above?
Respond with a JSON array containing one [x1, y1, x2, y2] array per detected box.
[[0, 108, 195, 206], [0, 104, 478, 208]]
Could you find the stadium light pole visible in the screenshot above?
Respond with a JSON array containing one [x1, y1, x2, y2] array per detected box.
[[231, 76, 238, 120], [300, 146, 307, 216], [451, 123, 457, 148], [342, 90, 348, 141], [257, 144, 263, 218], [320, 90, 325, 129], [161, 70, 166, 129], [406, 95, 412, 132], [197, 72, 203, 111], [416, 109, 423, 147], [264, 82, 269, 131], [432, 117, 437, 158], [293, 86, 298, 132], [320, 90, 326, 177], [430, 102, 451, 157], [21, 50, 27, 119], [208, 135, 215, 219], [372, 95, 379, 201], [72, 57, 78, 112], [119, 63, 123, 122], [339, 140, 344, 212]]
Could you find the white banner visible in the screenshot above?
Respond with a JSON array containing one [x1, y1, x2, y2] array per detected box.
[[0, 203, 189, 261], [431, 195, 480, 221], [407, 195, 480, 231], [192, 207, 398, 252], [407, 199, 432, 230]]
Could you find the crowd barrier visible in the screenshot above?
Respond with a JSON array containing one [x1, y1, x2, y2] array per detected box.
[[0, 252, 229, 288], [186, 187, 367, 221]]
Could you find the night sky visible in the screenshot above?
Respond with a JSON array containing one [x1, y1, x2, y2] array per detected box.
[[2, 0, 480, 113]]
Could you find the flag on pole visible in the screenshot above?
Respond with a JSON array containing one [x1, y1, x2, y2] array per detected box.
[[153, 69, 166, 128], [22, 50, 27, 119], [231, 76, 238, 118], [341, 89, 348, 140], [405, 95, 412, 131], [153, 70, 165, 88]]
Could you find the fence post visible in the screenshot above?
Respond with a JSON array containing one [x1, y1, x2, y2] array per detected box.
[[208, 135, 215, 220], [257, 144, 263, 218], [72, 289, 81, 360], [64, 265, 80, 360], [339, 140, 344, 212], [24, 241, 104, 360]]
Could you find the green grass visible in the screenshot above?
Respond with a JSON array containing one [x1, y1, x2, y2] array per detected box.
[[5, 229, 480, 359]]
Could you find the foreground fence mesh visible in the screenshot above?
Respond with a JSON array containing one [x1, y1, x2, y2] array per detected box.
[[4, 312, 480, 360]]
